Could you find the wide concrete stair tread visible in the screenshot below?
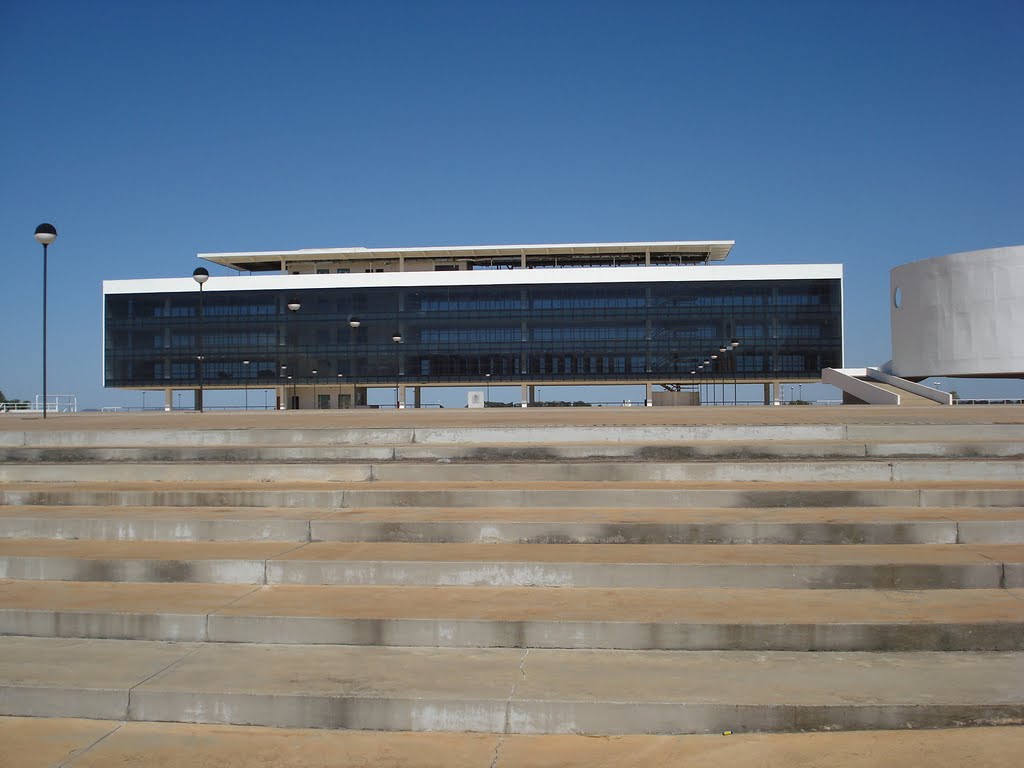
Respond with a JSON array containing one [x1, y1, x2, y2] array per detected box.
[[4, 719, 1024, 768], [2, 636, 1023, 732], [4, 580, 1024, 650]]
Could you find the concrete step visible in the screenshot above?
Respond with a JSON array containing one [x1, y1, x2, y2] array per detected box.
[[7, 457, 1023, 483], [2, 505, 1022, 544], [2, 636, 1023, 733], [4, 580, 1024, 651], [4, 717, 1024, 768], [3, 539, 1020, 588], [3, 440, 1023, 463], [3, 481, 1024, 509], [263, 542, 1024, 589], [3, 422, 1024, 448]]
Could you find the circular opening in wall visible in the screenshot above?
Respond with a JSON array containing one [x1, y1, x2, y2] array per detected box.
[[893, 287, 902, 309]]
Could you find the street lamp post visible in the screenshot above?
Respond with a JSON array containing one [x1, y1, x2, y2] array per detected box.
[[392, 333, 403, 408], [485, 372, 491, 406], [709, 356, 718, 406], [312, 369, 318, 408], [280, 365, 287, 410], [34, 224, 57, 418], [286, 299, 300, 408], [242, 360, 250, 410], [337, 373, 344, 409], [718, 346, 727, 406], [730, 338, 740, 405], [192, 268, 209, 412]]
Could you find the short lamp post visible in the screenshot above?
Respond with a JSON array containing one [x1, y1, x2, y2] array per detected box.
[[730, 338, 740, 405], [279, 365, 287, 410], [192, 268, 210, 412], [718, 346, 728, 406], [286, 299, 300, 408], [485, 372, 491, 406], [242, 360, 250, 410], [312, 369, 318, 408], [709, 355, 718, 406], [392, 333, 403, 408], [34, 224, 57, 418]]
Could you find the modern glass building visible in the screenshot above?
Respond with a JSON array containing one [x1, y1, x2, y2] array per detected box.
[[102, 241, 843, 408]]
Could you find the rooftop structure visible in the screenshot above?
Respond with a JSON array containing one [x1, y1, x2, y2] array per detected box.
[[199, 240, 735, 274]]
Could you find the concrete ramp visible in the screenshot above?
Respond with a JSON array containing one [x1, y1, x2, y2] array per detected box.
[[822, 368, 950, 406]]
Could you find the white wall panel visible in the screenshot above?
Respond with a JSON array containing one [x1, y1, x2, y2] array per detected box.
[[890, 246, 1024, 378]]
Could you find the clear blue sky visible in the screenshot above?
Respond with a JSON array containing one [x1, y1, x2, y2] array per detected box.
[[2, 0, 1021, 408]]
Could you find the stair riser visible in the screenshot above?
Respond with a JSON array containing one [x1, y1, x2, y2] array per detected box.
[[4, 488, 1023, 509], [267, 562, 1006, 590], [2, 517, 1021, 545], [4, 460, 1022, 483], [5, 610, 1022, 652], [0, 558, 265, 584], [310, 521, 961, 545], [4, 443, 1023, 463], [2, 687, 1019, 734], [0, 426, 852, 448], [0, 518, 310, 542], [0, 558, 1010, 589]]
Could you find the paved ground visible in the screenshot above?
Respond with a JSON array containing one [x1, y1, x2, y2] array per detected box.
[[3, 718, 1023, 767], [2, 404, 1023, 431]]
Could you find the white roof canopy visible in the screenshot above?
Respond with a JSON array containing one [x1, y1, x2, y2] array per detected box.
[[199, 240, 735, 272]]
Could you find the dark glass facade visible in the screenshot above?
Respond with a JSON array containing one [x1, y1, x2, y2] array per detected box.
[[103, 277, 842, 388]]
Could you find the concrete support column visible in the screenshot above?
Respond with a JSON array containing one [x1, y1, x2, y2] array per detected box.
[[194, 389, 203, 412], [398, 384, 406, 409], [645, 382, 653, 406], [164, 388, 173, 412], [763, 384, 772, 406], [414, 386, 422, 408], [520, 383, 529, 407]]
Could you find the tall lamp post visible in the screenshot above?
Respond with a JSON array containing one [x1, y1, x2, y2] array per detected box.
[[286, 299, 300, 408], [279, 365, 287, 410], [709, 356, 718, 406], [392, 333, 403, 409], [34, 224, 57, 418], [312, 369, 318, 408], [730, 338, 740, 405], [192, 268, 209, 412], [485, 372, 491, 406], [242, 360, 250, 410], [718, 345, 728, 406]]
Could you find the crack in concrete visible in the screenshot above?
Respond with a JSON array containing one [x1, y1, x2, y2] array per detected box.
[[204, 584, 264, 639], [262, 541, 316, 584], [125, 643, 203, 720], [490, 648, 530, 768], [57, 720, 126, 767]]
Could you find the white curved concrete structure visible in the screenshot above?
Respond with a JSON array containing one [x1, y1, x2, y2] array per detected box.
[[889, 246, 1024, 379]]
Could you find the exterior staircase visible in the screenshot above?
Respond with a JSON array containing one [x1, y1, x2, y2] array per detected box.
[[1, 411, 1024, 763]]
